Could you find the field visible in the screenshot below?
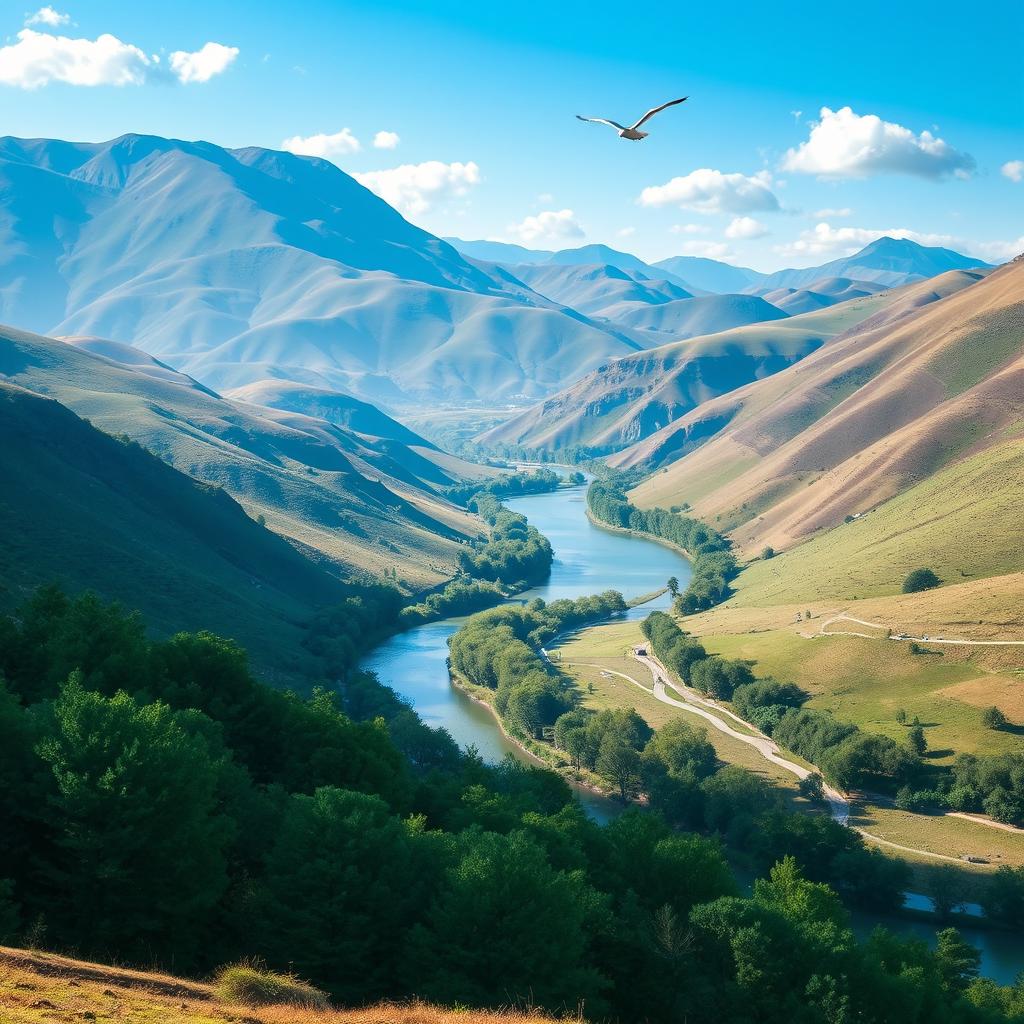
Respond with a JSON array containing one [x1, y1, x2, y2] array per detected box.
[[555, 619, 804, 797], [695, 629, 1024, 761], [0, 947, 562, 1024]]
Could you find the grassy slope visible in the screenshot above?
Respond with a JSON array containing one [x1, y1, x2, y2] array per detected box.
[[614, 270, 988, 476], [0, 382, 345, 682], [697, 629, 1024, 762], [728, 439, 1024, 605], [0, 947, 562, 1024], [1, 325, 482, 589]]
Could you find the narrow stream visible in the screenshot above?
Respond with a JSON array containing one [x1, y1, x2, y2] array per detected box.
[[360, 480, 1022, 983]]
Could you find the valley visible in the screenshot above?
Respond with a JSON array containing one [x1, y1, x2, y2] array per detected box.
[[1, 107, 1021, 1022]]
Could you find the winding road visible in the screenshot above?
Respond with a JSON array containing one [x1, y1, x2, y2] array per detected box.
[[562, 648, 1021, 862]]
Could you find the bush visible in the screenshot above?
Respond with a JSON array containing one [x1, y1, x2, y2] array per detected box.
[[902, 567, 941, 593], [982, 706, 1007, 730], [216, 962, 330, 1009]]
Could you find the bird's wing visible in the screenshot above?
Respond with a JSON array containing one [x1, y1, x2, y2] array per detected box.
[[576, 115, 626, 130], [630, 96, 688, 130]]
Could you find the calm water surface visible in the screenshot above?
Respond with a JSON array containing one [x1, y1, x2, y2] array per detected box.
[[360, 482, 1022, 980]]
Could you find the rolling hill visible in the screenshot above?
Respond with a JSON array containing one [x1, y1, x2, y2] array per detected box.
[[0, 324, 484, 589], [0, 134, 645, 409], [479, 284, 926, 455], [0, 381, 351, 679], [627, 258, 1024, 597]]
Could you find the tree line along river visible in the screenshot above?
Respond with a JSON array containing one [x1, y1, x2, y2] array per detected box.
[[360, 476, 1023, 983]]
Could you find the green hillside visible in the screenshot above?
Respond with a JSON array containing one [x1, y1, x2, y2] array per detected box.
[[0, 382, 345, 680]]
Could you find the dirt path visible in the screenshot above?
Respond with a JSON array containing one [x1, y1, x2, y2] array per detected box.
[[818, 612, 1024, 646]]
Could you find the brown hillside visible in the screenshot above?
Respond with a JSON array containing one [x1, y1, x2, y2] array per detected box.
[[629, 261, 1023, 559]]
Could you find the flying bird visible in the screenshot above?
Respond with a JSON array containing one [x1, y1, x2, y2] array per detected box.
[[576, 97, 688, 140]]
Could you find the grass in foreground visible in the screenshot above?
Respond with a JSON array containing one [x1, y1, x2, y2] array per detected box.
[[0, 947, 570, 1024], [215, 963, 329, 1009]]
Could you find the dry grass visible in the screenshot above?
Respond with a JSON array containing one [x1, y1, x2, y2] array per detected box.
[[215, 963, 329, 1010], [0, 947, 573, 1024]]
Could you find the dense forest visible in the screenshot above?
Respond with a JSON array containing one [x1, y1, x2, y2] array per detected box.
[[587, 482, 738, 613], [3, 587, 1024, 1021]]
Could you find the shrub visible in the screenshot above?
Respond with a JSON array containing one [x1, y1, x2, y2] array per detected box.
[[902, 568, 941, 593], [982, 706, 1008, 730], [215, 962, 330, 1009]]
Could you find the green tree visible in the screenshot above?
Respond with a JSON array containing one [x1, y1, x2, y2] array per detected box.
[[255, 787, 434, 1003], [908, 724, 927, 756], [902, 567, 941, 593], [598, 733, 643, 800], [981, 865, 1024, 927], [895, 708, 907, 725], [927, 865, 968, 920], [934, 928, 981, 992], [33, 675, 231, 964], [761, 546, 775, 560], [405, 830, 607, 1013], [666, 576, 680, 597]]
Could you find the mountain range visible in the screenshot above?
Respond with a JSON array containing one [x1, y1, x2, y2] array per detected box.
[[0, 133, 992, 430]]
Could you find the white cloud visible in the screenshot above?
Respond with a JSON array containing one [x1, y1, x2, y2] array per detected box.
[[673, 240, 732, 259], [670, 223, 711, 235], [617, 226, 636, 238], [373, 130, 400, 150], [790, 110, 802, 121], [974, 236, 1024, 262], [0, 27, 238, 88], [169, 41, 238, 84], [725, 216, 768, 240], [281, 128, 362, 161], [0, 28, 154, 88], [783, 106, 974, 180], [1002, 160, 1024, 183], [812, 207, 852, 218], [639, 168, 779, 214], [508, 208, 584, 244], [775, 222, 1023, 264], [356, 160, 481, 215], [25, 6, 69, 26]]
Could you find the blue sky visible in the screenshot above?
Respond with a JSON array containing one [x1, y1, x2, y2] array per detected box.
[[3, 0, 1022, 270]]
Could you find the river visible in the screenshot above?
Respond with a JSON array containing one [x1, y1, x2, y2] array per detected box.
[[361, 481, 1023, 984]]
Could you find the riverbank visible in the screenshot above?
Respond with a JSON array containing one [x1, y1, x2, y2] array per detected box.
[[449, 669, 627, 808], [583, 505, 694, 562]]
